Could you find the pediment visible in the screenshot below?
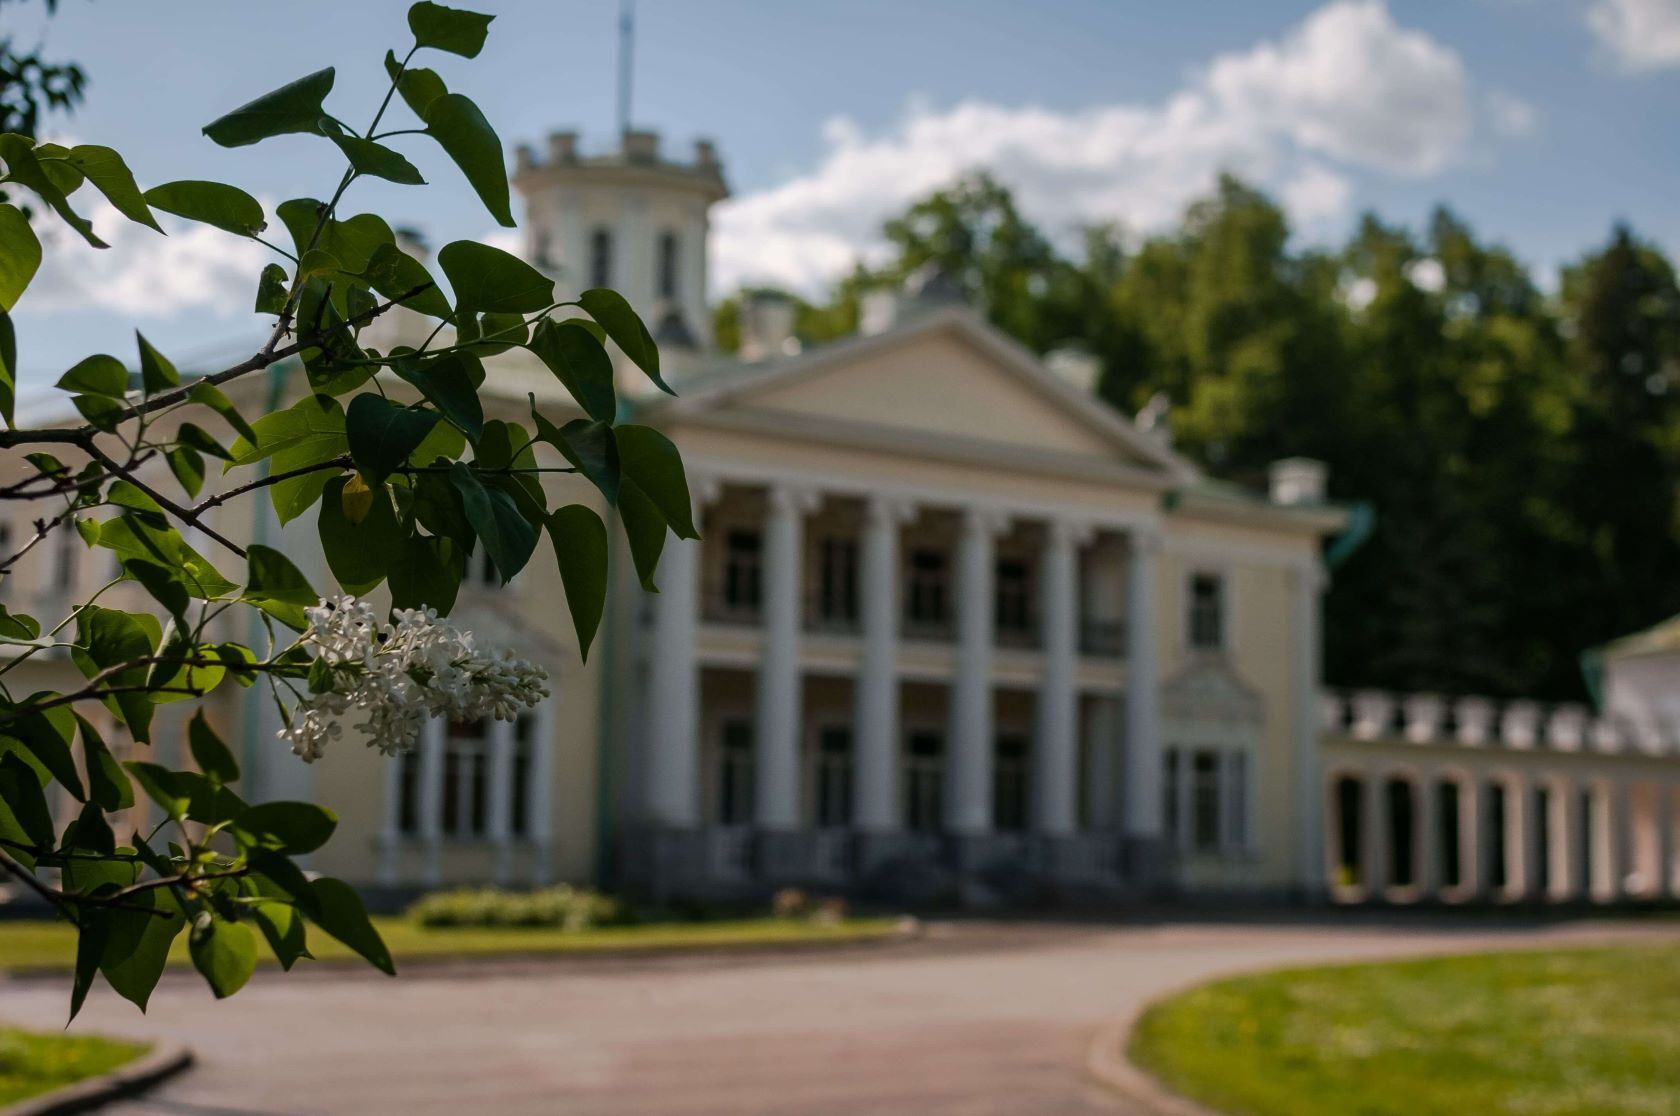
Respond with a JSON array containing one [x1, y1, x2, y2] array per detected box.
[[1163, 656, 1263, 726], [672, 309, 1193, 479]]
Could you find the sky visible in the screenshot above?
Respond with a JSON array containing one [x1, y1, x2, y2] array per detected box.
[[7, 0, 1680, 387]]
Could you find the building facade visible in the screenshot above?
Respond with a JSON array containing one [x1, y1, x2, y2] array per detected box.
[[4, 130, 1677, 908]]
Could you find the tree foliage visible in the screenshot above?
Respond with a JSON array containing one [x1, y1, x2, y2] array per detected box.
[[727, 173, 1680, 701], [0, 4, 693, 1018]]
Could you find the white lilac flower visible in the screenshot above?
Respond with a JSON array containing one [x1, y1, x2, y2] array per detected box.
[[279, 597, 550, 762]]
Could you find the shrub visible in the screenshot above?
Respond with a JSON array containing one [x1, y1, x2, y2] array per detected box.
[[407, 886, 630, 931]]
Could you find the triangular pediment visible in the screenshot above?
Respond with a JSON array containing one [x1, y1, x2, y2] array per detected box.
[[1163, 657, 1264, 726], [668, 308, 1194, 479]]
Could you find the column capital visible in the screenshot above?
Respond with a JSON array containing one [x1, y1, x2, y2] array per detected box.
[[1128, 525, 1164, 556], [864, 493, 918, 527], [689, 470, 724, 509], [766, 481, 822, 516], [1046, 518, 1095, 549], [960, 506, 1012, 538]]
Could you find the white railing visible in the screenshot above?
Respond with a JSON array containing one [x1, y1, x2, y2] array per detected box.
[[1321, 688, 1673, 756]]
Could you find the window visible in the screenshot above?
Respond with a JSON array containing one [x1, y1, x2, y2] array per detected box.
[[395, 714, 542, 840], [1188, 572, 1224, 650], [717, 719, 754, 826], [589, 227, 613, 288], [994, 557, 1032, 635], [441, 719, 489, 839], [51, 521, 78, 594], [1167, 746, 1248, 855], [510, 713, 536, 838], [1191, 750, 1220, 852], [992, 734, 1029, 832], [470, 546, 499, 589], [818, 537, 859, 625], [723, 529, 762, 613], [814, 726, 852, 828], [657, 230, 680, 299], [906, 549, 948, 626], [1163, 748, 1180, 845], [904, 730, 944, 832]]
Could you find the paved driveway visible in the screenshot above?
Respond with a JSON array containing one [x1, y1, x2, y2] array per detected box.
[[1, 918, 1670, 1115]]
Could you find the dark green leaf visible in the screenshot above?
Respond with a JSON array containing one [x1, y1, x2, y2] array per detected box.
[[579, 288, 669, 394], [0, 202, 41, 310], [310, 878, 394, 975], [144, 180, 266, 237], [93, 515, 238, 598], [318, 475, 403, 592], [178, 422, 232, 461], [346, 393, 441, 484], [250, 901, 310, 970], [122, 558, 190, 624], [437, 240, 552, 314], [387, 533, 459, 614], [0, 134, 105, 248], [423, 94, 514, 227], [363, 242, 451, 318], [126, 761, 189, 820], [71, 600, 161, 742], [189, 914, 256, 999], [449, 462, 538, 582], [228, 394, 349, 525], [166, 445, 206, 497], [237, 800, 338, 855], [384, 51, 449, 119], [528, 318, 616, 422], [70, 914, 110, 1022], [618, 480, 666, 591], [327, 133, 425, 185], [189, 709, 240, 784], [533, 409, 617, 505], [101, 890, 183, 1010], [69, 801, 115, 856], [56, 354, 127, 398], [76, 714, 133, 812], [0, 751, 54, 852], [203, 68, 335, 148], [0, 308, 13, 425], [546, 504, 607, 659], [243, 544, 317, 620], [64, 145, 161, 232], [7, 702, 81, 800], [135, 332, 179, 394], [409, 2, 494, 57], [617, 423, 697, 537], [394, 351, 483, 441]]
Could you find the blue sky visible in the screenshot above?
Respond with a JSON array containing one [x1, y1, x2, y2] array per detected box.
[[8, 0, 1680, 386]]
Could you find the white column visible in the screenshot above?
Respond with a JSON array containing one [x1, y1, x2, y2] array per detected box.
[[528, 698, 555, 885], [1664, 785, 1678, 899], [1291, 562, 1327, 895], [645, 486, 708, 828], [1363, 773, 1386, 897], [1417, 773, 1440, 897], [1082, 698, 1120, 831], [417, 717, 445, 887], [1122, 528, 1163, 839], [1032, 520, 1086, 836], [377, 751, 402, 886], [487, 717, 515, 886], [946, 508, 1007, 835], [755, 484, 818, 830], [854, 496, 912, 832]]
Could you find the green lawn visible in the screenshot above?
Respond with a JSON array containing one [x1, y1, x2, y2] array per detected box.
[[0, 915, 904, 974], [1130, 944, 1680, 1116], [0, 1026, 149, 1106]]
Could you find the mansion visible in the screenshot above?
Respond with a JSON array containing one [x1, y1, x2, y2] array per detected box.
[[4, 129, 1678, 908]]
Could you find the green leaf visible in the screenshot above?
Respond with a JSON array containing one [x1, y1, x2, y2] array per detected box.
[[105, 478, 164, 515], [71, 914, 109, 1023], [203, 68, 336, 148], [409, 2, 494, 57], [178, 422, 232, 461], [0, 308, 13, 425], [0, 751, 55, 853], [101, 890, 183, 1011], [346, 393, 441, 484], [616, 424, 698, 538], [384, 50, 449, 119], [94, 515, 238, 598], [327, 133, 425, 185], [0, 203, 41, 310], [0, 134, 105, 248], [188, 381, 258, 444], [122, 558, 190, 624], [135, 332, 180, 394], [449, 462, 538, 583], [394, 352, 483, 442], [546, 504, 607, 660], [125, 761, 190, 820], [579, 288, 670, 394], [363, 242, 451, 318], [254, 263, 288, 314], [237, 800, 338, 855], [318, 475, 402, 592], [243, 544, 318, 616], [7, 703, 82, 801], [250, 901, 310, 970], [528, 318, 617, 422], [64, 145, 161, 232], [423, 94, 514, 227], [533, 409, 617, 505], [618, 481, 666, 591], [144, 180, 267, 237], [189, 709, 240, 784], [388, 533, 460, 614], [229, 394, 349, 524], [189, 914, 257, 999], [71, 606, 160, 743], [75, 714, 133, 812], [166, 445, 206, 498], [309, 878, 395, 975], [437, 240, 552, 314], [56, 354, 128, 398]]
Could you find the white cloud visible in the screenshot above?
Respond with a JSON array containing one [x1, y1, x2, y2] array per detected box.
[[1587, 0, 1680, 71], [22, 202, 267, 319], [715, 0, 1505, 295], [1484, 90, 1539, 138]]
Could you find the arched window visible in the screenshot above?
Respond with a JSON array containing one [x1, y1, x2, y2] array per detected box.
[[589, 227, 613, 288], [657, 230, 680, 299]]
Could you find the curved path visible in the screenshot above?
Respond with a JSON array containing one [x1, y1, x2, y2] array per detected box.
[[1, 917, 1670, 1115]]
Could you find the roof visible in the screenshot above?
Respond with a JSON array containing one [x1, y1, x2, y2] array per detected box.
[[1603, 613, 1680, 661]]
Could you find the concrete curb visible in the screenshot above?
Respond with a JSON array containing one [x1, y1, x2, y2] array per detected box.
[[1084, 1003, 1222, 1116], [0, 1041, 192, 1116]]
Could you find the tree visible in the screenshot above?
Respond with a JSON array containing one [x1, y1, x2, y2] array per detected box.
[[0, 3, 694, 1018], [0, 0, 86, 140]]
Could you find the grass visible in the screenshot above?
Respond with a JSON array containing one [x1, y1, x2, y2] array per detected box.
[[1130, 943, 1680, 1116], [0, 915, 905, 975], [0, 1026, 149, 1106]]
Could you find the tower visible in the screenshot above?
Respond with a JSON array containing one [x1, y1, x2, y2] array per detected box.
[[511, 131, 729, 383]]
